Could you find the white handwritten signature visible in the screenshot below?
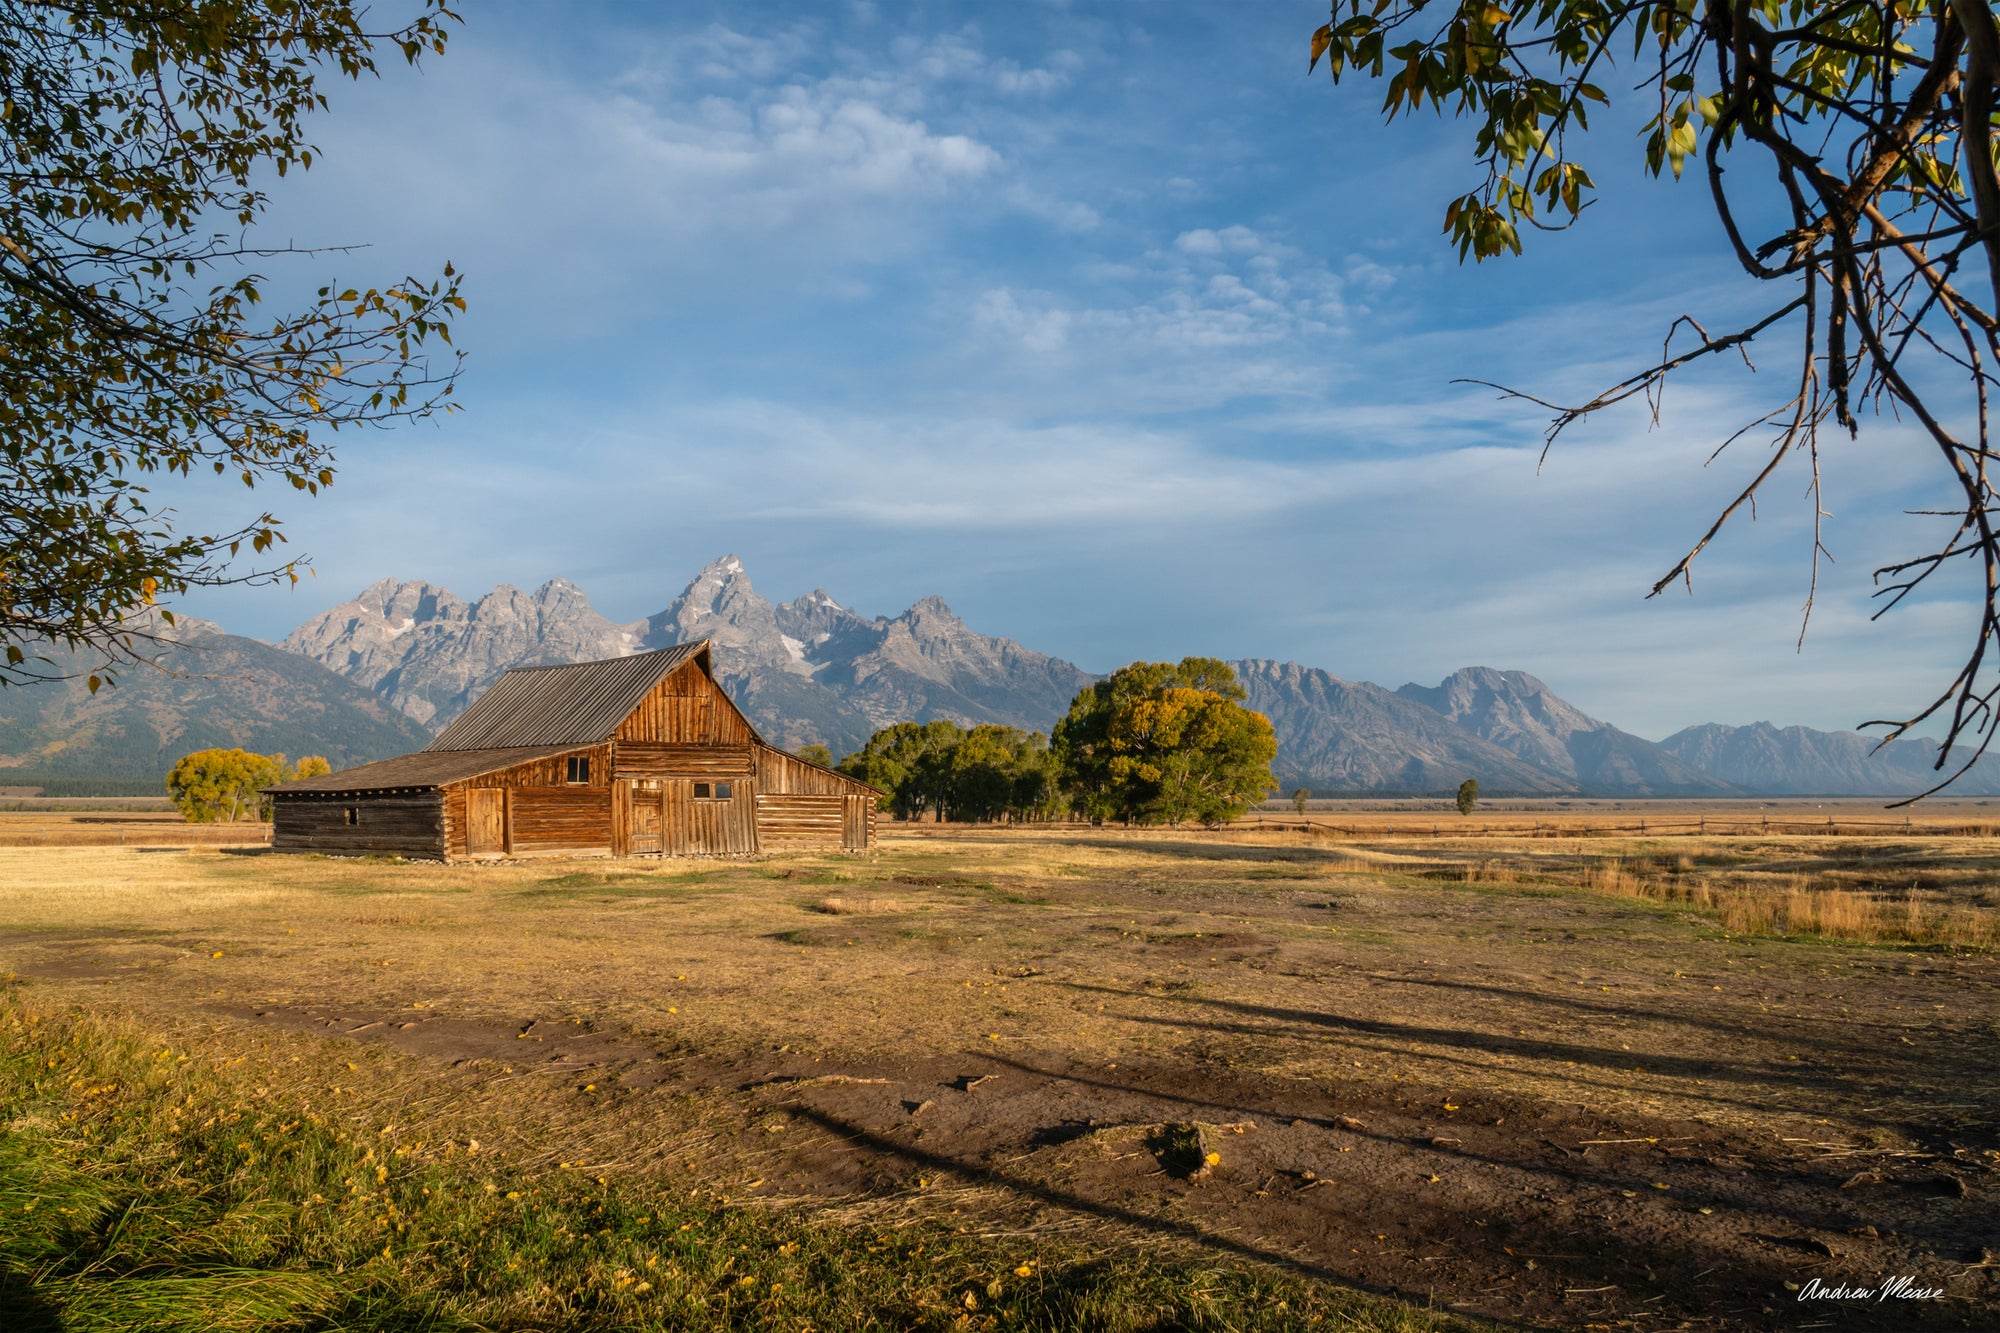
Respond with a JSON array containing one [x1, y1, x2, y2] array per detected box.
[[1798, 1275, 1944, 1302]]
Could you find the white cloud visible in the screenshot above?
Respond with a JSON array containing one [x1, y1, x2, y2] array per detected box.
[[959, 223, 1380, 414], [278, 18, 1093, 329]]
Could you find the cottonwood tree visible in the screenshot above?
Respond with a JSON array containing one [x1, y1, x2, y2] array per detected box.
[[1312, 0, 2000, 795], [951, 724, 1065, 822], [166, 747, 277, 822], [838, 719, 964, 819], [837, 720, 1060, 822], [1053, 658, 1278, 825], [1, 0, 465, 690]]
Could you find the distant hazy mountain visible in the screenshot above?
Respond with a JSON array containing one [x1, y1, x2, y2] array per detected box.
[[0, 616, 430, 783], [280, 577, 636, 727], [1657, 722, 2000, 796], [1398, 667, 1736, 796], [1232, 659, 1574, 794]]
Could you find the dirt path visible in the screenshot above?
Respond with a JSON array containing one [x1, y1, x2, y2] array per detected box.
[[172, 991, 1986, 1332]]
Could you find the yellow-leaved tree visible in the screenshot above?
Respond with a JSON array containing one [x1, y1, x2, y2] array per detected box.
[[1053, 658, 1277, 826], [167, 749, 283, 823], [166, 750, 326, 822]]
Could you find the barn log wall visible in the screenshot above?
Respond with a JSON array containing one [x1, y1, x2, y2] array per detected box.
[[440, 744, 610, 860], [754, 794, 844, 850], [272, 794, 446, 859], [614, 743, 754, 780], [507, 787, 614, 854], [754, 745, 876, 851]]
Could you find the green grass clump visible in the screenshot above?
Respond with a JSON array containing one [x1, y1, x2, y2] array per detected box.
[[0, 996, 1480, 1332]]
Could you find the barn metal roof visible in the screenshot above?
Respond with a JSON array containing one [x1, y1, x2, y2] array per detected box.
[[424, 643, 718, 751], [266, 745, 586, 794]]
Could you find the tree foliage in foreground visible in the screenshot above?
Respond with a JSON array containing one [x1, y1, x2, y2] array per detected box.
[[1053, 658, 1277, 826], [837, 721, 1062, 822], [1312, 0, 2000, 794], [167, 749, 325, 823], [0, 0, 465, 689], [1457, 777, 1480, 816]]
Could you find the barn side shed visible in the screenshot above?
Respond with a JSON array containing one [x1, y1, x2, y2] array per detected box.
[[267, 642, 879, 861]]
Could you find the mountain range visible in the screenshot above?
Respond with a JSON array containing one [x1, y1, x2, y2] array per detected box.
[[279, 555, 1095, 757], [5, 554, 1992, 797], [0, 614, 431, 786]]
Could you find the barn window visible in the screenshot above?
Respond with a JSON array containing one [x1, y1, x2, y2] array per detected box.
[[343, 807, 358, 826], [566, 756, 591, 784], [713, 781, 732, 800], [693, 782, 710, 799]]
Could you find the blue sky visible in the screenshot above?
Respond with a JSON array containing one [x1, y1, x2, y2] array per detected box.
[[174, 0, 1972, 740]]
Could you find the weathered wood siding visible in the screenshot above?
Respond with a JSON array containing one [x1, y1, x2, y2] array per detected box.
[[614, 743, 754, 780], [660, 778, 757, 855], [440, 745, 611, 860], [615, 660, 758, 746], [754, 794, 849, 850], [843, 795, 875, 851], [272, 794, 446, 859], [755, 747, 854, 795], [754, 746, 875, 850], [508, 787, 614, 854]]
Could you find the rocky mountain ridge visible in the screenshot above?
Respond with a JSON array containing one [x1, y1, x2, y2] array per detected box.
[[279, 577, 636, 727], [283, 556, 1096, 757], [0, 614, 432, 784], [214, 554, 2000, 797], [1232, 659, 1573, 794], [1395, 667, 1734, 796]]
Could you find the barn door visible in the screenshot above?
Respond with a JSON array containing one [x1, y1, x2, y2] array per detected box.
[[466, 788, 506, 855], [627, 782, 663, 855]]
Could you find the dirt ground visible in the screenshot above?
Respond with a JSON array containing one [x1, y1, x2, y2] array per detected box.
[[1, 823, 1995, 1330]]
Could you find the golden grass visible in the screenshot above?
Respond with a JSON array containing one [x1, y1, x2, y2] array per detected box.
[[1573, 851, 2000, 947], [0, 810, 269, 848]]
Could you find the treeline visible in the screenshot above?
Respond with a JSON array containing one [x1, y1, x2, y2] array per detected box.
[[832, 657, 1278, 827], [836, 721, 1064, 823]]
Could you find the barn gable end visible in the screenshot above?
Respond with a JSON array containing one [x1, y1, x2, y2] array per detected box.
[[267, 641, 879, 862]]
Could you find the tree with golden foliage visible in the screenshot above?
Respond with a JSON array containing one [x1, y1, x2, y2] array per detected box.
[[166, 750, 329, 822], [1054, 658, 1277, 826]]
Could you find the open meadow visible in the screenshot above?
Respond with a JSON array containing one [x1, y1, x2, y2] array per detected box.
[[2, 813, 1997, 1330]]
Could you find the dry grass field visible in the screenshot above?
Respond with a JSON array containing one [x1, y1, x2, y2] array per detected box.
[[3, 814, 1997, 1330]]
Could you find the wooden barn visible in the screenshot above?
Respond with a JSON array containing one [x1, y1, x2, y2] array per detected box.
[[266, 642, 878, 861]]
